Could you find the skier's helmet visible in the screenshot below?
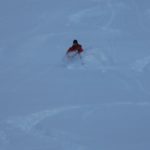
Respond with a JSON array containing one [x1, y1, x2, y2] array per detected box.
[[73, 39, 78, 44]]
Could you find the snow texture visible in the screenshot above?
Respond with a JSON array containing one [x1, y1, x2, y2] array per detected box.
[[0, 0, 150, 150]]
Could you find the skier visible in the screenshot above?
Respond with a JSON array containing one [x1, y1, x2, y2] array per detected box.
[[66, 40, 84, 58]]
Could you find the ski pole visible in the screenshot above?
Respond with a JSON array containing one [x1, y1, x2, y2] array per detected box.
[[78, 53, 84, 65]]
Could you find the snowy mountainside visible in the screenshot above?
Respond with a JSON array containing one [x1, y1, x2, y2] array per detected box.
[[0, 0, 150, 150]]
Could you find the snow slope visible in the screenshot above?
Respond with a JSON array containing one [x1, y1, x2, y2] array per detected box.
[[0, 0, 150, 149]]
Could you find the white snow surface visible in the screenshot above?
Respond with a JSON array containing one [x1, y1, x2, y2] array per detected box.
[[0, 0, 150, 149]]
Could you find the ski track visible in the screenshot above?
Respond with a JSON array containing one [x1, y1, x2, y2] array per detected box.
[[68, 1, 115, 31], [131, 56, 150, 72], [1, 102, 150, 132], [0, 102, 150, 149]]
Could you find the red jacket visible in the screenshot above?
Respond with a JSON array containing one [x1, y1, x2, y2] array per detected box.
[[67, 44, 83, 54]]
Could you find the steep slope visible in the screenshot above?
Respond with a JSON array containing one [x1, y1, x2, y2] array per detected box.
[[0, 0, 150, 150]]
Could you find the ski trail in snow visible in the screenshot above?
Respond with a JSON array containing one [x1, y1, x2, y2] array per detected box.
[[0, 102, 150, 149], [1, 102, 150, 132], [131, 56, 150, 72], [101, 0, 115, 30], [2, 106, 81, 132], [68, 1, 115, 31]]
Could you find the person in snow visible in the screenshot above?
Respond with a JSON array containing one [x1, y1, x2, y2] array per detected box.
[[66, 40, 84, 57]]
